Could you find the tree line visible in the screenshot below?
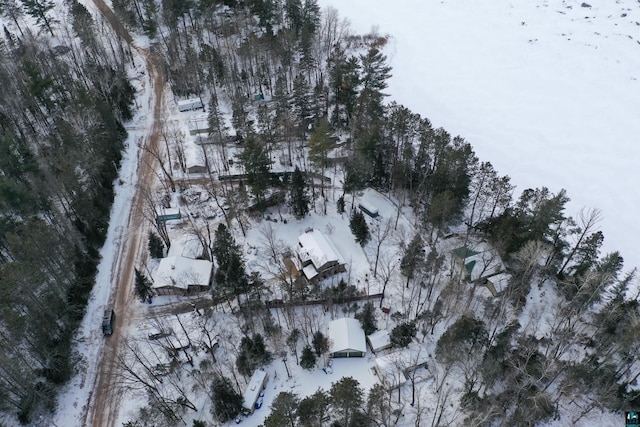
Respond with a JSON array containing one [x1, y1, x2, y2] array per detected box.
[[0, 1, 134, 422]]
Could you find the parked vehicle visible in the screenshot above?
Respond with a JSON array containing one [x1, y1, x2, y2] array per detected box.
[[102, 309, 115, 336], [255, 392, 264, 409]]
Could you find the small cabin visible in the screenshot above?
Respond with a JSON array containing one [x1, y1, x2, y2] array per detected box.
[[358, 201, 379, 218], [367, 330, 392, 353], [177, 98, 204, 112]]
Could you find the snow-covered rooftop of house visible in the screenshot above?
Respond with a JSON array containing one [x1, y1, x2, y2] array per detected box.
[[374, 345, 430, 389], [367, 329, 391, 352], [152, 256, 212, 289], [298, 229, 344, 269], [328, 318, 367, 354], [188, 114, 209, 130], [302, 264, 319, 280], [180, 238, 204, 259]]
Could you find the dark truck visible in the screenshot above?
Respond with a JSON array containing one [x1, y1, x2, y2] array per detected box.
[[102, 309, 115, 336]]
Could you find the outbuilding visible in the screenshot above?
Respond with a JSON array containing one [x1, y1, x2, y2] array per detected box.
[[367, 329, 392, 353], [358, 201, 379, 218], [187, 114, 210, 135], [328, 318, 366, 358], [374, 346, 430, 390], [177, 98, 204, 112], [451, 243, 504, 282], [486, 273, 512, 297], [156, 207, 181, 223], [152, 256, 213, 296]]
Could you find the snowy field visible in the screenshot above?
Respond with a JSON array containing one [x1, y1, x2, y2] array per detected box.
[[318, 0, 640, 272]]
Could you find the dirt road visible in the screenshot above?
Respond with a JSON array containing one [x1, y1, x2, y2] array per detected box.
[[85, 2, 167, 426]]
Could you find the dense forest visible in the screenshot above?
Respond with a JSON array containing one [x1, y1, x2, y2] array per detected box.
[[0, 0, 134, 422], [1, 0, 639, 425]]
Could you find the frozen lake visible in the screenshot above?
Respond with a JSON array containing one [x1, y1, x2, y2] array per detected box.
[[319, 0, 640, 272]]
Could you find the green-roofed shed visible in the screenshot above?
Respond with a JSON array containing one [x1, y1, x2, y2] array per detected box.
[[452, 246, 479, 260]]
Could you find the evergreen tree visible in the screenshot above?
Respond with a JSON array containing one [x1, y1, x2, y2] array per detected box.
[[308, 118, 334, 204], [297, 389, 329, 425], [337, 195, 345, 214], [300, 345, 316, 370], [329, 49, 360, 129], [292, 73, 311, 135], [238, 135, 272, 209], [329, 377, 364, 427], [356, 47, 392, 129], [349, 210, 370, 246], [148, 232, 164, 258], [390, 321, 417, 349], [208, 93, 228, 144], [236, 334, 273, 377], [134, 268, 154, 302], [0, 0, 24, 36], [400, 234, 424, 287], [287, 328, 301, 364], [210, 375, 243, 422], [366, 383, 392, 426], [284, 0, 302, 34], [140, 0, 158, 37], [213, 223, 248, 299], [20, 0, 55, 36], [312, 331, 329, 357], [435, 315, 488, 366], [289, 166, 309, 219], [264, 392, 300, 427], [355, 302, 377, 335]]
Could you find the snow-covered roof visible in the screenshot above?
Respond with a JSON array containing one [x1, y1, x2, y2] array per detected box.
[[181, 238, 204, 259], [177, 98, 203, 111], [374, 346, 430, 389], [188, 114, 209, 131], [152, 256, 212, 289], [487, 272, 512, 294], [328, 318, 366, 354], [452, 242, 504, 281], [298, 229, 343, 270], [243, 369, 267, 410], [358, 189, 380, 217], [302, 264, 318, 280], [367, 330, 391, 352]]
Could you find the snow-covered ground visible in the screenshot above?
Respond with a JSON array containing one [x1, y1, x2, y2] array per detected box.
[[318, 0, 640, 272]]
